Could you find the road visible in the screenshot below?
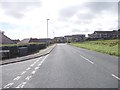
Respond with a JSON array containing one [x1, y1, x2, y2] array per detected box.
[[0, 44, 119, 88]]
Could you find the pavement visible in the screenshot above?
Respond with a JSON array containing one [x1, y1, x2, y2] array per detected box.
[[0, 43, 119, 88], [0, 44, 56, 65]]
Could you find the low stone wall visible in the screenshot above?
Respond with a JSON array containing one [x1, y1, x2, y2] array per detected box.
[[0, 43, 47, 60]]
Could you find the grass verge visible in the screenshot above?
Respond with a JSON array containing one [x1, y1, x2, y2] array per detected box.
[[70, 39, 119, 56]]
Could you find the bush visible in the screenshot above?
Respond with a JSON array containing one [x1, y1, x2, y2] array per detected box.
[[1, 43, 47, 59]]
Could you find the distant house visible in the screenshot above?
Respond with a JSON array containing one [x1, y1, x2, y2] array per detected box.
[[88, 30, 119, 39], [18, 38, 53, 44], [72, 34, 85, 42], [39, 38, 53, 44], [0, 31, 16, 44], [64, 35, 72, 43], [12, 39, 20, 44], [54, 37, 66, 43], [18, 38, 39, 44]]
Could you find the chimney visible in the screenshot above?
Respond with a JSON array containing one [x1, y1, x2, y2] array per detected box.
[[0, 30, 5, 34]]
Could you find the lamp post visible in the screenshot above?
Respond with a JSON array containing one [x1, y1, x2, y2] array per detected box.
[[47, 19, 49, 38]]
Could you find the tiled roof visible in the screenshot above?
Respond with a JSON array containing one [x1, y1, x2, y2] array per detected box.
[[0, 32, 15, 44], [94, 30, 118, 34]]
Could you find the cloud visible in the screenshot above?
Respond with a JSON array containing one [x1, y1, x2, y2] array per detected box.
[[59, 5, 80, 18], [71, 28, 91, 33], [59, 2, 117, 21], [0, 0, 42, 18], [84, 2, 117, 13]]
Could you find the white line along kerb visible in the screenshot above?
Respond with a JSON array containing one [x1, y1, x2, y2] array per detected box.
[[112, 74, 120, 80], [41, 54, 49, 63]]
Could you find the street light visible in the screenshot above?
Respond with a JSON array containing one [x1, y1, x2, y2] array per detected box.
[[47, 19, 49, 38]]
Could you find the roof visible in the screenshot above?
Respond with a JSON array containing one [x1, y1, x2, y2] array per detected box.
[[72, 34, 85, 37], [0, 32, 16, 44], [39, 38, 52, 42], [18, 38, 52, 44], [18, 38, 39, 44], [12, 39, 20, 44], [64, 35, 72, 37], [94, 30, 118, 34]]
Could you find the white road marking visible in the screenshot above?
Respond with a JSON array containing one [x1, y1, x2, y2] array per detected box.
[[37, 55, 49, 66], [36, 59, 39, 62], [3, 57, 46, 88], [21, 71, 26, 75], [13, 55, 49, 88], [26, 67, 31, 71], [30, 63, 35, 67], [31, 70, 36, 74], [41, 54, 49, 63], [4, 83, 14, 88], [38, 63, 42, 66], [25, 76, 32, 81], [13, 76, 21, 81], [35, 67, 39, 70], [112, 74, 120, 80], [80, 55, 94, 64], [16, 82, 26, 88], [34, 61, 37, 64]]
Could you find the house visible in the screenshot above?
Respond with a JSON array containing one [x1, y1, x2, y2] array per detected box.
[[39, 38, 53, 44], [54, 37, 66, 43], [0, 31, 16, 44], [64, 35, 72, 43], [12, 39, 20, 44], [72, 34, 85, 42], [18, 38, 39, 44], [88, 30, 119, 39], [18, 38, 53, 44]]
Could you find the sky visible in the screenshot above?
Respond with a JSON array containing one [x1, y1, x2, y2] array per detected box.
[[0, 0, 119, 40]]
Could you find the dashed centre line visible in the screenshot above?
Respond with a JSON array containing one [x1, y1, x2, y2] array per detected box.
[[4, 83, 14, 88], [16, 82, 27, 88], [80, 55, 94, 64], [25, 76, 32, 81], [35, 67, 39, 70], [30, 63, 35, 67], [31, 70, 36, 75], [38, 63, 42, 66], [21, 71, 26, 75], [13, 76, 21, 81], [26, 67, 31, 71]]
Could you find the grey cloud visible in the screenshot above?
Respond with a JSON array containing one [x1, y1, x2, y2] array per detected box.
[[71, 29, 80, 33], [59, 5, 80, 18], [72, 28, 90, 33], [0, 0, 42, 18], [84, 2, 117, 13], [76, 12, 96, 24], [73, 20, 91, 25], [59, 2, 117, 22]]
